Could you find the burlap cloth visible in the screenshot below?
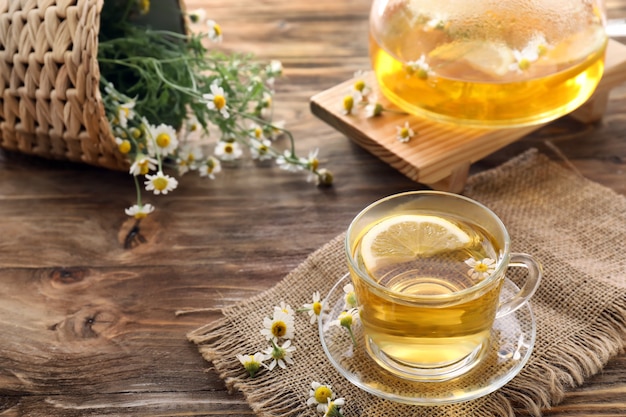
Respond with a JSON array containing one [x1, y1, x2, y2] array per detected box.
[[188, 149, 626, 416]]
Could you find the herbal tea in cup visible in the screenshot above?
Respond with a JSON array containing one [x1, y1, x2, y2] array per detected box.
[[346, 191, 541, 381], [369, 0, 608, 127]]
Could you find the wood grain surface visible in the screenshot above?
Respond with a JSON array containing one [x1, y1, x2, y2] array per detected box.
[[0, 0, 625, 416]]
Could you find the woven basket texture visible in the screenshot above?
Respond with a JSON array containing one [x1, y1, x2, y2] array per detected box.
[[0, 0, 128, 170]]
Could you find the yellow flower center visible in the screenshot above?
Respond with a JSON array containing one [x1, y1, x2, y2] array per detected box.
[[138, 0, 150, 15], [354, 79, 365, 92], [314, 386, 332, 404], [254, 127, 263, 138], [518, 58, 531, 71], [400, 127, 410, 138], [213, 23, 222, 36], [309, 158, 319, 171], [118, 140, 131, 154], [271, 320, 287, 338], [313, 301, 322, 316], [339, 312, 353, 327], [224, 144, 234, 154], [213, 95, 226, 110], [416, 68, 429, 80], [258, 144, 268, 154], [475, 262, 490, 273], [152, 177, 169, 191], [139, 160, 150, 175], [156, 133, 171, 148], [134, 211, 148, 220], [343, 95, 354, 112], [132, 128, 142, 139]]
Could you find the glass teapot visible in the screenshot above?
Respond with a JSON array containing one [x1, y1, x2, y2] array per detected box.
[[369, 0, 608, 127]]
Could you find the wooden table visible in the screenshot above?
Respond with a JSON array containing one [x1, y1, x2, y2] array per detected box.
[[0, 0, 624, 415]]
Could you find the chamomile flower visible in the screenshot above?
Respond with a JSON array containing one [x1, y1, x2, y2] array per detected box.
[[185, 114, 202, 135], [116, 137, 132, 154], [510, 34, 548, 72], [203, 83, 229, 118], [250, 138, 273, 161], [148, 123, 179, 157], [465, 257, 496, 280], [396, 121, 415, 143], [307, 382, 336, 413], [323, 397, 346, 417], [365, 101, 384, 118], [259, 92, 274, 119], [236, 352, 267, 377], [341, 94, 355, 115], [249, 123, 265, 140], [129, 155, 158, 176], [117, 100, 136, 128], [144, 171, 178, 195], [267, 120, 286, 140], [266, 60, 283, 84], [260, 310, 295, 341], [343, 283, 357, 309], [331, 308, 359, 346], [198, 156, 222, 179], [207, 20, 223, 43], [263, 339, 296, 371], [215, 140, 243, 161], [124, 203, 155, 219], [273, 301, 295, 317], [304, 148, 320, 172], [351, 70, 371, 102], [406, 55, 431, 80], [315, 168, 334, 187], [301, 291, 324, 324], [176, 145, 203, 175]]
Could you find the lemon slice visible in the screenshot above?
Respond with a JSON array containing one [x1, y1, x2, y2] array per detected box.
[[360, 214, 471, 272]]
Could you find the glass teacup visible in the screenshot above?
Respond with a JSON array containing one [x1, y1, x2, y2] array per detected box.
[[346, 191, 542, 381]]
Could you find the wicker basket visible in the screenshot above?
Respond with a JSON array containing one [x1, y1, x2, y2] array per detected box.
[[0, 0, 187, 171]]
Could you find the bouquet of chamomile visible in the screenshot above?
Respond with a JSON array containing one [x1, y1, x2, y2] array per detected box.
[[98, 0, 332, 222]]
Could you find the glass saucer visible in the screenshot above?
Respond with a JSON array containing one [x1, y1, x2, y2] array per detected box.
[[318, 274, 536, 405]]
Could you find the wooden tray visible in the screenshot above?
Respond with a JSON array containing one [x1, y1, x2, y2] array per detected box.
[[310, 40, 626, 192]]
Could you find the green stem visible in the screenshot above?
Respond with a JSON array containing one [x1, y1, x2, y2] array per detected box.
[[133, 174, 143, 207]]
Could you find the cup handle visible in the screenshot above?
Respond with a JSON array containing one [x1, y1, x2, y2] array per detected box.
[[495, 253, 542, 319]]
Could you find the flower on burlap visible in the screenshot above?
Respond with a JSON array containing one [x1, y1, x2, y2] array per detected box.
[[262, 339, 296, 370], [323, 397, 346, 417], [307, 381, 337, 413], [274, 301, 295, 317], [260, 310, 295, 341], [300, 291, 325, 324], [236, 352, 268, 377]]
